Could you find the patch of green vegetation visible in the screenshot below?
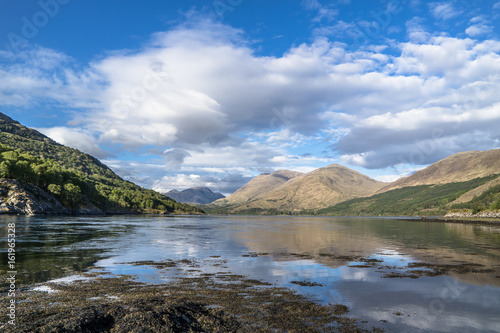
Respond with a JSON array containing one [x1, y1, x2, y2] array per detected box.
[[450, 183, 500, 212], [0, 114, 203, 214], [318, 175, 499, 217]]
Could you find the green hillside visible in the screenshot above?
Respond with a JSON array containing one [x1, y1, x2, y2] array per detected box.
[[318, 175, 500, 217], [0, 113, 203, 215]]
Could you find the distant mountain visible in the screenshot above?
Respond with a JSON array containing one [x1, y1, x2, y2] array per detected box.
[[0, 112, 203, 215], [208, 165, 386, 214], [165, 187, 225, 204]]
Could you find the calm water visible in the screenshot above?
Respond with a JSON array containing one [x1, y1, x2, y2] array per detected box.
[[2, 215, 500, 332]]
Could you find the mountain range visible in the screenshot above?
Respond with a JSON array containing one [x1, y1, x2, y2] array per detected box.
[[165, 187, 225, 204], [1, 112, 499, 217], [210, 165, 386, 213], [0, 112, 202, 215], [206, 149, 500, 216]]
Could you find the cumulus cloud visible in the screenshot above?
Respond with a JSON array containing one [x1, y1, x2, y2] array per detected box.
[[0, 47, 101, 109], [152, 172, 252, 195], [2, 18, 500, 189], [37, 126, 105, 158], [465, 17, 493, 37]]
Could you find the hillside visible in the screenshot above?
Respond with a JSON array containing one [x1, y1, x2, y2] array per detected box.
[[208, 165, 385, 214], [319, 175, 500, 217], [321, 149, 500, 217], [379, 149, 500, 193], [0, 112, 202, 215], [212, 170, 303, 207], [165, 187, 225, 204]]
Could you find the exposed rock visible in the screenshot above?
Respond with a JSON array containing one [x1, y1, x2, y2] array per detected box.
[[445, 211, 500, 218], [0, 179, 70, 215]]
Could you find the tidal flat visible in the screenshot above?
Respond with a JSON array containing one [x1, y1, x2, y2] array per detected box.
[[3, 264, 383, 333]]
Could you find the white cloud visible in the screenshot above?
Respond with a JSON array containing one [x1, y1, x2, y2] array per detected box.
[[303, 0, 338, 22], [465, 17, 493, 37], [38, 126, 104, 158], [374, 174, 404, 182], [270, 155, 289, 164], [405, 16, 431, 43], [428, 2, 462, 20], [153, 174, 203, 193], [2, 19, 500, 188], [152, 172, 250, 195], [288, 166, 316, 174]]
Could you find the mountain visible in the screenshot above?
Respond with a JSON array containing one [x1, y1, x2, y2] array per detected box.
[[208, 165, 386, 214], [0, 112, 203, 215], [321, 149, 500, 217], [378, 149, 500, 193], [165, 187, 225, 204], [212, 170, 303, 207]]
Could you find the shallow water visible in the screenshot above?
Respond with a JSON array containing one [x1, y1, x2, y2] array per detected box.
[[2, 215, 500, 332]]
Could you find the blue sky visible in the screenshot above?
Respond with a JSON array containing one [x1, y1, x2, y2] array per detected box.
[[1, 0, 500, 194]]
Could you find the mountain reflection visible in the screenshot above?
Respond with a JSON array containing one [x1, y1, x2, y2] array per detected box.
[[234, 217, 500, 287], [0, 215, 134, 285]]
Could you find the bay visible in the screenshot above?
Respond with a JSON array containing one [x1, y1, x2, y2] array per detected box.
[[2, 215, 500, 332]]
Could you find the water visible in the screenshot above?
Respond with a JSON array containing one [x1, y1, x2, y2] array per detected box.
[[2, 215, 500, 332]]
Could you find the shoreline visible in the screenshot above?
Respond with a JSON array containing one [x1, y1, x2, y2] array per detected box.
[[2, 269, 384, 333], [406, 216, 500, 226]]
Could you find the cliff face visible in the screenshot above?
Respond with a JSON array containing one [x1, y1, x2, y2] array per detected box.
[[1, 179, 71, 215]]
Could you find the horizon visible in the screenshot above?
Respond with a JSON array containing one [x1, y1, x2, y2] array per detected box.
[[1, 0, 500, 195]]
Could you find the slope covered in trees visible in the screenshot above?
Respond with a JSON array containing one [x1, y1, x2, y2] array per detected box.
[[0, 113, 203, 215], [318, 175, 500, 217]]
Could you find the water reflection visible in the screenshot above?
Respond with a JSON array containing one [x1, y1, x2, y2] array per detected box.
[[0, 215, 135, 285], [2, 215, 500, 332], [236, 217, 500, 287]]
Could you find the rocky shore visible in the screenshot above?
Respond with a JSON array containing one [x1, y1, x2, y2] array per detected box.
[[0, 179, 71, 215], [444, 211, 500, 218], [1, 268, 383, 333], [0, 179, 128, 216]]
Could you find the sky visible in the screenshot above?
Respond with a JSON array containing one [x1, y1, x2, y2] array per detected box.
[[1, 0, 500, 195]]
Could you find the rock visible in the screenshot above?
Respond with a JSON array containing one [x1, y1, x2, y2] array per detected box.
[[444, 211, 500, 218], [0, 179, 71, 215]]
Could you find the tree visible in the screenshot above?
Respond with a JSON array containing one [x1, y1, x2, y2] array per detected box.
[[63, 183, 81, 201], [491, 198, 500, 211], [48, 184, 62, 196], [0, 161, 11, 178]]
